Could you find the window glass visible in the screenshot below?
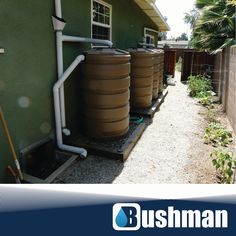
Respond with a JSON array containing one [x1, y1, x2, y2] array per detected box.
[[92, 1, 112, 42]]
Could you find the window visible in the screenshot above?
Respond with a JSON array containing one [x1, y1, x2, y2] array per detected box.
[[91, 0, 112, 42], [144, 27, 158, 46], [146, 34, 155, 45]]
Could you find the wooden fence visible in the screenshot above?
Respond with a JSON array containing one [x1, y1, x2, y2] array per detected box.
[[164, 50, 176, 77], [181, 51, 215, 81]]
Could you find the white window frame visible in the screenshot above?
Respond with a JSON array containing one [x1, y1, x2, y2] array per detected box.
[[91, 0, 112, 47]]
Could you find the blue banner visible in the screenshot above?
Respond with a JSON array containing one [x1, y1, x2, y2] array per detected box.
[[0, 187, 236, 236]]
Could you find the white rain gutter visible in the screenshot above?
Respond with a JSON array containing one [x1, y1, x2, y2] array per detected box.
[[53, 0, 113, 157]]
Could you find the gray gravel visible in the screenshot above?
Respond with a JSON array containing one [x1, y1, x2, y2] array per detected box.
[[55, 72, 216, 184]]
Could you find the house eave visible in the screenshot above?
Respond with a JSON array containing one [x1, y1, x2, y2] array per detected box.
[[134, 0, 170, 32]]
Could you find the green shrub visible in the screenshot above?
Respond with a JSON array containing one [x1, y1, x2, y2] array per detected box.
[[198, 96, 213, 107], [187, 74, 212, 98], [204, 122, 233, 147], [197, 90, 213, 98], [211, 149, 236, 184]]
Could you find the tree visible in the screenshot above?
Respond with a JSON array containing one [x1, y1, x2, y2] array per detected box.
[[192, 0, 236, 53], [184, 8, 200, 30], [176, 33, 189, 41], [158, 16, 168, 40], [158, 32, 167, 40]]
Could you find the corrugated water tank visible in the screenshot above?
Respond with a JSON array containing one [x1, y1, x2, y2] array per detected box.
[[81, 48, 131, 140], [128, 48, 155, 108], [158, 50, 165, 92], [146, 49, 160, 99]]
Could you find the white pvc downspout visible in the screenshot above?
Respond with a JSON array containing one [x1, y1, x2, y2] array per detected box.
[[55, 0, 67, 135], [53, 0, 113, 157], [53, 55, 87, 158], [54, 0, 113, 135]]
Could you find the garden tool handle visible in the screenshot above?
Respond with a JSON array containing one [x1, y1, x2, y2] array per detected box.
[[0, 106, 23, 180]]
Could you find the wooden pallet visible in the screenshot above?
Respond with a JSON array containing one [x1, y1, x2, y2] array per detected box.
[[131, 88, 168, 118], [67, 122, 147, 162]]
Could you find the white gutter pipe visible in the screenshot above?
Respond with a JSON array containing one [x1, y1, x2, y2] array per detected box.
[[62, 35, 113, 47], [55, 0, 67, 134], [54, 0, 113, 137], [55, 0, 62, 18], [56, 31, 67, 131], [53, 0, 113, 157], [53, 55, 87, 158]]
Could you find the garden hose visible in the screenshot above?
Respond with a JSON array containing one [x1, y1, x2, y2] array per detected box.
[[130, 116, 144, 124]]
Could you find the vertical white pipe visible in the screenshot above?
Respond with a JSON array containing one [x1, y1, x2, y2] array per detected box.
[[56, 31, 66, 128], [55, 0, 62, 18], [55, 0, 66, 128]]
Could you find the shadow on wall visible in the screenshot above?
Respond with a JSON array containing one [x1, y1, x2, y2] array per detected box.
[[55, 156, 124, 183]]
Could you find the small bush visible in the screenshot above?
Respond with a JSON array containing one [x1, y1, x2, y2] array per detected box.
[[205, 107, 218, 122], [211, 149, 236, 184], [204, 122, 233, 147], [198, 96, 213, 107], [187, 74, 212, 98]]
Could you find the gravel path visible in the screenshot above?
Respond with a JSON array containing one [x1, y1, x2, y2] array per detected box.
[[55, 72, 216, 184]]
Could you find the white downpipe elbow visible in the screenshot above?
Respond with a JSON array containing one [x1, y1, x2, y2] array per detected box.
[[58, 144, 87, 159], [53, 55, 87, 158]]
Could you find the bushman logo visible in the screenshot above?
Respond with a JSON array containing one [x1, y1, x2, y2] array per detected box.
[[112, 203, 228, 231], [113, 203, 141, 231]]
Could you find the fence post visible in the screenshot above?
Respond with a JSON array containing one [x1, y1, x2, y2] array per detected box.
[[221, 48, 230, 112]]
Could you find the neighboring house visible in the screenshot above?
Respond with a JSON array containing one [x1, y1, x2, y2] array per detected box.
[[158, 40, 189, 49], [0, 0, 169, 182]]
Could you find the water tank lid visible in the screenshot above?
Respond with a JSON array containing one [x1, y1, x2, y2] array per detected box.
[[86, 48, 129, 55], [146, 48, 164, 55], [127, 48, 156, 54]]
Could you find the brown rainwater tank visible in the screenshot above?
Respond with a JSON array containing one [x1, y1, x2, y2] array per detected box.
[[158, 50, 165, 92], [81, 49, 131, 140], [146, 49, 161, 99], [128, 48, 155, 108]]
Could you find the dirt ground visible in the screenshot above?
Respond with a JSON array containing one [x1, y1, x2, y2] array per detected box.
[[55, 71, 235, 184]]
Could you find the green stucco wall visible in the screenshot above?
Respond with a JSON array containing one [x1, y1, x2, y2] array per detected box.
[[0, 0, 158, 182]]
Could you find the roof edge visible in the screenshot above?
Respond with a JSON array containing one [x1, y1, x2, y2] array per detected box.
[[149, 1, 170, 31], [134, 0, 170, 32]]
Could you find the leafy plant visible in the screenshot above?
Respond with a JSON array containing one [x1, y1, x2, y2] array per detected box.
[[197, 90, 213, 98], [204, 122, 233, 147], [187, 74, 213, 98], [192, 0, 236, 53], [199, 96, 212, 107], [211, 149, 236, 184]]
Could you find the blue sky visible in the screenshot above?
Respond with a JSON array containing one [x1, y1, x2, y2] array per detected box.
[[156, 0, 196, 38]]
